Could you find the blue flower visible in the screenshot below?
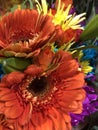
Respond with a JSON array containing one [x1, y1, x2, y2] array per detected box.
[[82, 48, 97, 61], [0, 64, 4, 79], [82, 48, 97, 80]]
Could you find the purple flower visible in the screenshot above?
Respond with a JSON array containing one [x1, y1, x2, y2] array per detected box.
[[71, 85, 98, 126]]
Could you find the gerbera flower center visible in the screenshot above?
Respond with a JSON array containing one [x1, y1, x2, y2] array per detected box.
[[28, 76, 48, 95], [20, 74, 58, 110]]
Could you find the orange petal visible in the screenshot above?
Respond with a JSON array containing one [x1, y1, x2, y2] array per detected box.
[[5, 99, 19, 107], [0, 103, 4, 111], [56, 89, 85, 113], [19, 103, 32, 126], [25, 65, 43, 76], [2, 72, 24, 86], [36, 118, 53, 130], [0, 88, 11, 97], [0, 83, 6, 88], [0, 125, 3, 130], [31, 111, 46, 127], [5, 104, 23, 119], [29, 120, 36, 130], [48, 107, 70, 130], [63, 114, 71, 130], [0, 93, 16, 101], [36, 47, 54, 71], [62, 73, 85, 90]]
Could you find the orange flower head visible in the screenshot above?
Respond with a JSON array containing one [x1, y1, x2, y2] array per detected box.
[[0, 9, 55, 57], [0, 48, 85, 130]]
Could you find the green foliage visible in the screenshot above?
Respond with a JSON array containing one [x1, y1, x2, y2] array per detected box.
[[0, 57, 32, 73], [21, 0, 33, 9], [10, 0, 33, 12], [80, 15, 98, 41], [11, 5, 20, 12]]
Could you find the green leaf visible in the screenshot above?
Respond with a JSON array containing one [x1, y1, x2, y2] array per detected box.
[[21, 4, 26, 9], [11, 5, 19, 12], [21, 0, 33, 9], [1, 57, 32, 74], [80, 15, 98, 41], [28, 0, 33, 9], [2, 65, 19, 74]]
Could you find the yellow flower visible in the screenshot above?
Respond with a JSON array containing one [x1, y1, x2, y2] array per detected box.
[[80, 61, 93, 74], [78, 51, 93, 74], [35, 0, 86, 31]]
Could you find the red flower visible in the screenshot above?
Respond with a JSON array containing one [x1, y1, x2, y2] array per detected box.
[[55, 26, 82, 46], [0, 9, 55, 57], [0, 48, 85, 130]]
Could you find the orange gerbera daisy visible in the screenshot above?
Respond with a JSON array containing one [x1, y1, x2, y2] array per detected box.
[[0, 9, 55, 57], [0, 48, 85, 130]]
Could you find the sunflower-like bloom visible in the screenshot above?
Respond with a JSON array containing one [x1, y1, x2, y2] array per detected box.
[[0, 48, 85, 130], [0, 9, 55, 57]]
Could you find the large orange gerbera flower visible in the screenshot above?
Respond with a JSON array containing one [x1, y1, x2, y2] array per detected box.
[[0, 9, 55, 57], [0, 48, 85, 130]]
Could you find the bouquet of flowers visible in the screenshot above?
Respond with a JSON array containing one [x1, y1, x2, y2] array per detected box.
[[0, 0, 98, 130]]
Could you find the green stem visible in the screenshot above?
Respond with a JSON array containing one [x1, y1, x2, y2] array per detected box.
[[28, 0, 33, 9], [22, 0, 33, 9]]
